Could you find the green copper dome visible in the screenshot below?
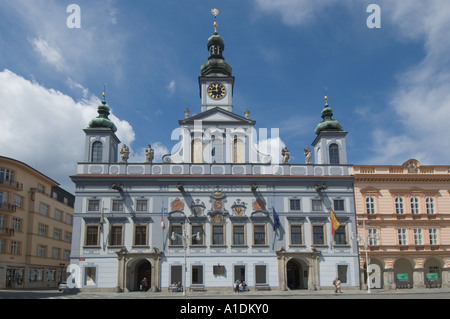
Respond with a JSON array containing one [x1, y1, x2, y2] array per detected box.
[[200, 24, 232, 77], [314, 99, 343, 135], [88, 99, 118, 133]]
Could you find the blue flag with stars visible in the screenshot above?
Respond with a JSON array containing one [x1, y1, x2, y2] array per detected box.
[[273, 207, 280, 231]]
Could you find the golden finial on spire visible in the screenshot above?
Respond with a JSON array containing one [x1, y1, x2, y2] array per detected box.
[[102, 84, 106, 103], [324, 87, 328, 105], [211, 8, 219, 32]]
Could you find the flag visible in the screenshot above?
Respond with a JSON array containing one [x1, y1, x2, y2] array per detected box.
[[272, 207, 280, 231], [330, 209, 341, 235], [161, 207, 166, 230], [99, 206, 104, 233]]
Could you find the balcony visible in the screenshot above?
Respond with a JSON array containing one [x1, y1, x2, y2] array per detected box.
[[0, 179, 23, 191], [0, 202, 17, 213], [0, 227, 15, 236]]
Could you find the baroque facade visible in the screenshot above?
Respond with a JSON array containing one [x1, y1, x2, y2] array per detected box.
[[0, 156, 74, 289], [353, 160, 450, 289], [70, 21, 360, 292]]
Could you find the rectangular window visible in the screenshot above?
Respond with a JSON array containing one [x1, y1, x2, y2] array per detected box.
[[38, 224, 48, 237], [290, 225, 303, 245], [429, 228, 439, 245], [191, 225, 204, 245], [14, 195, 22, 209], [170, 225, 183, 245], [192, 266, 203, 285], [395, 197, 405, 214], [312, 199, 323, 211], [410, 197, 420, 214], [368, 228, 379, 245], [136, 199, 148, 212], [255, 265, 267, 285], [289, 199, 301, 211], [398, 228, 408, 245], [334, 226, 347, 245], [37, 245, 46, 257], [53, 228, 61, 240], [86, 225, 99, 246], [212, 225, 224, 245], [109, 225, 123, 246], [88, 199, 100, 212], [13, 218, 21, 232], [333, 199, 345, 211], [11, 241, 20, 255], [426, 197, 435, 214], [134, 225, 147, 246], [366, 196, 375, 214], [112, 200, 124, 212], [39, 203, 49, 216], [413, 228, 423, 245], [233, 225, 245, 245], [337, 265, 348, 284], [313, 225, 325, 245], [253, 225, 266, 245], [55, 209, 62, 221], [52, 247, 60, 259]]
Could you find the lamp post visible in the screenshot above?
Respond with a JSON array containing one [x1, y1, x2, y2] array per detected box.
[[171, 229, 201, 296], [352, 220, 379, 293], [59, 263, 65, 284]]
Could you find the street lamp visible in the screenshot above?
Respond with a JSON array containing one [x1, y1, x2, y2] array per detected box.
[[171, 229, 201, 296], [352, 220, 379, 293]]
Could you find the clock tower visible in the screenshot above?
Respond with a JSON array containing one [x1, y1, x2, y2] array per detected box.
[[199, 19, 235, 112]]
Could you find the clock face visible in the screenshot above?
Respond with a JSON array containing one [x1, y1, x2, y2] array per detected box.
[[208, 83, 226, 99]]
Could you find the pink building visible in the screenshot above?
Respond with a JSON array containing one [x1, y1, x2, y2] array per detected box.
[[353, 159, 450, 289]]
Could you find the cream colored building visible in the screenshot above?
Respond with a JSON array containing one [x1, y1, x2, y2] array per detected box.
[[353, 159, 450, 289], [0, 156, 74, 289]]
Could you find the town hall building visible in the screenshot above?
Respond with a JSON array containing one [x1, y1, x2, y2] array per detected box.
[[69, 18, 360, 292]]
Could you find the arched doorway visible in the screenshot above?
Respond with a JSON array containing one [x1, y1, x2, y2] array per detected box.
[[286, 259, 307, 290], [394, 258, 414, 288], [136, 260, 152, 291], [424, 257, 443, 288]]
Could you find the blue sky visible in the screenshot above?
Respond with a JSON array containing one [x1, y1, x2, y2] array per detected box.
[[0, 0, 449, 193]]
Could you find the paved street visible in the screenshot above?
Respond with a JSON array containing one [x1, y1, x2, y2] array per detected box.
[[1, 288, 449, 299]]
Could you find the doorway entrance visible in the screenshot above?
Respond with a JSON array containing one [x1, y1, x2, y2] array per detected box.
[[286, 259, 307, 290], [136, 261, 151, 291]]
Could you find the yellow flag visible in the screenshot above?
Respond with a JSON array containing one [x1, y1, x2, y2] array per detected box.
[[330, 209, 341, 235]]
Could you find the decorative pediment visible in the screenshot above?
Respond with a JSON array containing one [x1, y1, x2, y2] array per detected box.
[[179, 107, 255, 126], [360, 187, 381, 195]]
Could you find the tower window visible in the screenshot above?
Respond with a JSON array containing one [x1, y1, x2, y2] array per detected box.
[[91, 141, 103, 162], [329, 144, 340, 164]]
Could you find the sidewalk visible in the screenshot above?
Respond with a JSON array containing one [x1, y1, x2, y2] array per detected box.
[[107, 287, 450, 299]]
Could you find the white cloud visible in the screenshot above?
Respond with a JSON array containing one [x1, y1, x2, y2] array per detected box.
[[167, 80, 176, 96], [30, 37, 65, 71], [254, 0, 450, 165], [0, 69, 135, 193], [368, 0, 450, 165], [253, 0, 349, 26]]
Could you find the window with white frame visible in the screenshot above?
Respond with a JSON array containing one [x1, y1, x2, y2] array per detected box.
[[112, 199, 124, 212], [426, 197, 435, 214], [365, 196, 375, 214], [136, 199, 148, 212], [312, 199, 323, 212], [410, 197, 420, 214], [397, 228, 408, 245], [413, 228, 423, 245], [395, 197, 405, 214], [88, 199, 100, 212], [368, 228, 379, 245], [37, 245, 46, 257], [38, 224, 48, 237], [289, 199, 301, 211], [429, 228, 439, 245], [39, 203, 49, 216]]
